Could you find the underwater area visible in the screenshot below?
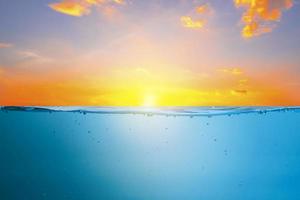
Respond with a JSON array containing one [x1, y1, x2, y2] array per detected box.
[[1, 106, 300, 200]]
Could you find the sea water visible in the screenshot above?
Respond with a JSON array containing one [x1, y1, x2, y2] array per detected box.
[[1, 106, 300, 200]]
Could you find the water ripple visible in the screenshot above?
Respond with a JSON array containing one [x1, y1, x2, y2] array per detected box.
[[1, 106, 300, 117]]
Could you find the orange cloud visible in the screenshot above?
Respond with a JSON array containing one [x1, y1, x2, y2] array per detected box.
[[231, 89, 248, 95], [235, 0, 293, 38], [0, 42, 13, 48], [49, 0, 125, 17], [181, 16, 205, 29], [49, 1, 90, 16], [181, 3, 213, 30], [196, 3, 212, 15]]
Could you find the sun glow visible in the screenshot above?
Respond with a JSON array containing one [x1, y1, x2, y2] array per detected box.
[[142, 94, 157, 107]]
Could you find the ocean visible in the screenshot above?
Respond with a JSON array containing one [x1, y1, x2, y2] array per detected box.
[[1, 106, 300, 200]]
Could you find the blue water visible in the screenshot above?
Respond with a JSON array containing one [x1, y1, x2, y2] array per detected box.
[[1, 106, 300, 200]]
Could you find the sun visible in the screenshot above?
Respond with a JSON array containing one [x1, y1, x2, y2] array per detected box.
[[142, 94, 157, 107]]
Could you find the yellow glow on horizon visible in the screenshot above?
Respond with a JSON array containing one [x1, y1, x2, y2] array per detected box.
[[1, 58, 299, 106], [142, 94, 157, 107]]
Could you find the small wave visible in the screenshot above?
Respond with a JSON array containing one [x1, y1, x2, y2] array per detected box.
[[1, 106, 300, 117]]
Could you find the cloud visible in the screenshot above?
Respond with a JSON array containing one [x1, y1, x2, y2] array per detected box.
[[49, 0, 126, 17], [218, 68, 243, 75], [112, 0, 125, 5], [19, 51, 43, 59], [49, 1, 90, 16], [231, 89, 248, 95], [196, 3, 213, 15], [181, 16, 205, 29], [235, 0, 293, 38], [18, 50, 53, 63], [181, 3, 213, 30], [0, 42, 13, 48], [239, 78, 248, 85]]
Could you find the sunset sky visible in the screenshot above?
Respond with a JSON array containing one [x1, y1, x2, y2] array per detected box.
[[0, 0, 300, 106]]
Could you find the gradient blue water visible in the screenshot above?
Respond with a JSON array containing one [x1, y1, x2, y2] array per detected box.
[[1, 107, 300, 199]]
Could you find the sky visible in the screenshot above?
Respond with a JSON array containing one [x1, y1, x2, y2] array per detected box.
[[0, 0, 300, 106]]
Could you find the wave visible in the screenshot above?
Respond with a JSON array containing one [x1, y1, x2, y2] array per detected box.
[[1, 106, 300, 117]]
